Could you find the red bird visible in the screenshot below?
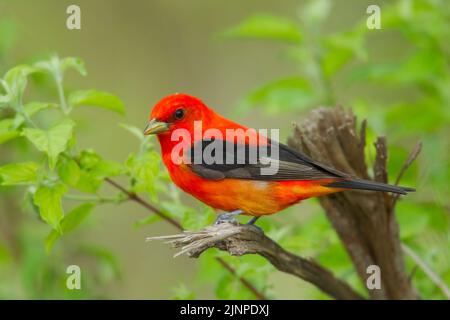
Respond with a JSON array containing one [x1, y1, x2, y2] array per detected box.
[[144, 93, 414, 224]]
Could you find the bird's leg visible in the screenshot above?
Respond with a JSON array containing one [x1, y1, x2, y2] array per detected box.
[[214, 209, 244, 225], [246, 216, 264, 233], [246, 216, 260, 225]]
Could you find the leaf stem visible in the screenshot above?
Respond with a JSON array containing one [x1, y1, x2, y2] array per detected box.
[[18, 109, 38, 128], [56, 78, 70, 115]]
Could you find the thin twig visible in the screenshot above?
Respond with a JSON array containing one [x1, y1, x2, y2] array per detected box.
[[394, 141, 422, 186], [390, 143, 447, 298], [105, 178, 182, 230], [104, 178, 267, 300], [402, 243, 450, 299], [392, 141, 422, 204]]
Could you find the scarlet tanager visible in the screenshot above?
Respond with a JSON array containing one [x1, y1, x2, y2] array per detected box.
[[144, 93, 414, 224]]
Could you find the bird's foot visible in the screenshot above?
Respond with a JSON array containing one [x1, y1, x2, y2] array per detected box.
[[214, 210, 243, 225], [246, 216, 263, 233]]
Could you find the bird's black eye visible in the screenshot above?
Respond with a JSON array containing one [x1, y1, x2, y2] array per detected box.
[[174, 108, 185, 120]]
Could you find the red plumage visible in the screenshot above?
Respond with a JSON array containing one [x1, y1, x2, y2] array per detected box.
[[144, 93, 413, 217]]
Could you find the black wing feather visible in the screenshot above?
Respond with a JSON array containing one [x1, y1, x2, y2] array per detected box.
[[188, 139, 348, 181], [186, 139, 415, 195]]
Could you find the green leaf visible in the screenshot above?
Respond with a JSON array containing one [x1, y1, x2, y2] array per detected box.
[[90, 160, 124, 179], [33, 183, 67, 232], [322, 30, 367, 76], [216, 273, 257, 299], [385, 100, 447, 134], [1, 65, 39, 109], [0, 119, 20, 144], [72, 150, 102, 193], [72, 150, 123, 193], [22, 119, 75, 169], [78, 149, 101, 169], [69, 90, 125, 115], [60, 57, 87, 76], [134, 214, 161, 228], [242, 77, 314, 114], [349, 49, 446, 86], [4, 65, 39, 87], [13, 102, 57, 126], [58, 158, 80, 187], [125, 151, 163, 197], [45, 203, 94, 253], [0, 162, 39, 185], [35, 56, 86, 79], [181, 205, 216, 230], [223, 14, 302, 43], [0, 90, 9, 109], [300, 0, 333, 26], [23, 102, 57, 117], [74, 171, 102, 193]]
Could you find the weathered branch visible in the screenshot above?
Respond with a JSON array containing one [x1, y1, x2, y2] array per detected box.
[[104, 178, 266, 300], [148, 222, 364, 300], [288, 106, 421, 299]]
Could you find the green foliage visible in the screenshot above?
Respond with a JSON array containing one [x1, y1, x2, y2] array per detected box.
[[45, 203, 94, 253], [1, 0, 449, 300], [58, 158, 81, 187], [0, 52, 127, 298], [23, 119, 75, 169], [0, 118, 20, 144], [69, 90, 125, 115], [223, 14, 302, 43], [35, 56, 87, 80], [1, 65, 39, 110], [240, 77, 314, 115], [33, 182, 67, 232], [0, 162, 38, 185], [219, 0, 450, 300]]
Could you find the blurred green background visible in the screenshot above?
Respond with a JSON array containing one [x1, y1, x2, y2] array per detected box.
[[0, 0, 449, 299]]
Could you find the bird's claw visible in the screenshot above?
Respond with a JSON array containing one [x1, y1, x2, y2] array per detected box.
[[214, 210, 244, 225], [214, 212, 239, 225]]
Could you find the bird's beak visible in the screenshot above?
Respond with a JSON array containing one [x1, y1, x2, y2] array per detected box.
[[143, 119, 169, 135]]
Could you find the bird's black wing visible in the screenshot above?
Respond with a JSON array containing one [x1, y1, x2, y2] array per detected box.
[[187, 139, 349, 181]]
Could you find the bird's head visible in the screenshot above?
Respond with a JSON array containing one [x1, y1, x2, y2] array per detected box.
[[144, 93, 211, 137]]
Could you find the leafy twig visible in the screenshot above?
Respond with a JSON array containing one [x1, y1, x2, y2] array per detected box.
[[104, 178, 182, 230]]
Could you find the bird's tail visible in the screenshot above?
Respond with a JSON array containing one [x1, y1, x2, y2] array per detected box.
[[325, 178, 415, 195]]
